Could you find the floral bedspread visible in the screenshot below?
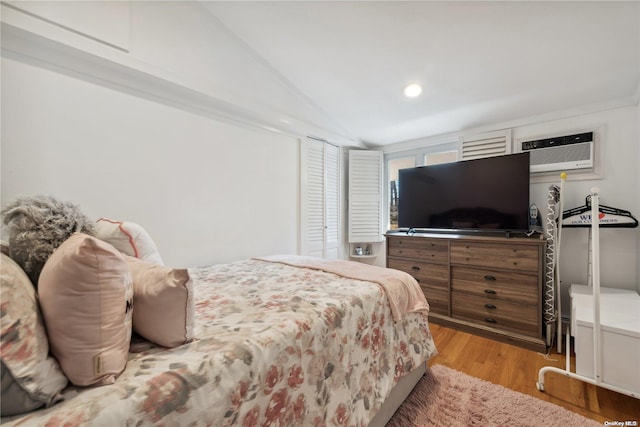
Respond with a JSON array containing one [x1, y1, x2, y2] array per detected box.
[[3, 259, 436, 427]]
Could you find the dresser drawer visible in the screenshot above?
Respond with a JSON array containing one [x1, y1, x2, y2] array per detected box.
[[451, 266, 538, 305], [452, 292, 539, 337], [388, 258, 448, 291], [450, 242, 539, 272], [387, 236, 449, 263], [423, 288, 449, 316]]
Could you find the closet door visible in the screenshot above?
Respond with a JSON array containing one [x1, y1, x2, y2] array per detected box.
[[300, 138, 340, 259], [324, 143, 340, 259]]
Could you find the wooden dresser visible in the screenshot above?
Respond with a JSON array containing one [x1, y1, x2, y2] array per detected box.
[[386, 232, 546, 352]]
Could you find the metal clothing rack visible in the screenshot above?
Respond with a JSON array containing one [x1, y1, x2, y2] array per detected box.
[[537, 188, 639, 399]]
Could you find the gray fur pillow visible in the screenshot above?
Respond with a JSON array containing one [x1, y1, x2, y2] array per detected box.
[[1, 195, 96, 287]]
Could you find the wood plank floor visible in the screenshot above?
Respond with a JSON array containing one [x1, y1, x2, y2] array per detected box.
[[427, 323, 639, 424]]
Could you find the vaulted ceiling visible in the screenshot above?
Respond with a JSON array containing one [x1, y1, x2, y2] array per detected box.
[[203, 1, 640, 147]]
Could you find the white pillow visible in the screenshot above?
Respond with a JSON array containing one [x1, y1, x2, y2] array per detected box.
[[95, 218, 164, 265]]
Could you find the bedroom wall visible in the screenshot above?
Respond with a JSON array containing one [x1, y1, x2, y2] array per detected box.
[[0, 57, 299, 267], [519, 106, 639, 313], [0, 1, 356, 145]]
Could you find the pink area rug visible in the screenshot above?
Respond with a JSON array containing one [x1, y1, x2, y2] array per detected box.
[[386, 364, 600, 427]]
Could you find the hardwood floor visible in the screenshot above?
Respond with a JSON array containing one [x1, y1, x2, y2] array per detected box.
[[427, 323, 639, 424]]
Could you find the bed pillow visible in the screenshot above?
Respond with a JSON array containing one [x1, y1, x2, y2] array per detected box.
[[125, 256, 194, 348], [38, 233, 133, 387], [0, 253, 68, 416], [1, 195, 96, 287], [95, 218, 164, 265]]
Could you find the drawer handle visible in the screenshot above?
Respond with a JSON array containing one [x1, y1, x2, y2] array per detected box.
[[484, 303, 496, 309], [484, 289, 497, 295], [484, 275, 497, 281], [484, 318, 497, 323], [411, 266, 421, 271]]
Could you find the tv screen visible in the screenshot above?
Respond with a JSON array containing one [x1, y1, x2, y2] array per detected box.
[[397, 152, 530, 233]]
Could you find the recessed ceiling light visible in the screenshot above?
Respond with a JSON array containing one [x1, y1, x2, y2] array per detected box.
[[403, 83, 423, 98]]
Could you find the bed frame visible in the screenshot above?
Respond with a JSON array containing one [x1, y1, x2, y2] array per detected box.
[[369, 362, 427, 427]]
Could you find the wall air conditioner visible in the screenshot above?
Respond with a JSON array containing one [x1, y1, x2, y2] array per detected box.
[[516, 131, 594, 173]]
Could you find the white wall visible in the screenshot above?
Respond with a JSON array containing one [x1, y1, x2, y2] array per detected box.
[[1, 1, 358, 145], [1, 57, 299, 267], [0, 1, 364, 267], [519, 106, 640, 311], [129, 1, 344, 135]]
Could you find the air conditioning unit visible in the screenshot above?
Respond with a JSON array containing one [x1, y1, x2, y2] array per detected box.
[[517, 131, 594, 173]]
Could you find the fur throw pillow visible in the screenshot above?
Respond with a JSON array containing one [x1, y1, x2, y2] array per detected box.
[[1, 195, 95, 287]]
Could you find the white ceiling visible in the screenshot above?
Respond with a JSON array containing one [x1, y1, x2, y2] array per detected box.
[[203, 1, 640, 147]]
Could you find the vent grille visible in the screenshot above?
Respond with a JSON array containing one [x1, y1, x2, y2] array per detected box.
[[529, 142, 591, 166], [461, 130, 512, 160]]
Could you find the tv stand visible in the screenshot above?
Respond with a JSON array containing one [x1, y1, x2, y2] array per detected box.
[[386, 231, 546, 352]]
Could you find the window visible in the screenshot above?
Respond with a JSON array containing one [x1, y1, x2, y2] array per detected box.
[[425, 150, 458, 165], [387, 157, 415, 229], [384, 138, 460, 230]]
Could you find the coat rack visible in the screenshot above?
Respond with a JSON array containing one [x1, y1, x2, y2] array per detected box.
[[537, 188, 639, 399], [562, 194, 638, 288]]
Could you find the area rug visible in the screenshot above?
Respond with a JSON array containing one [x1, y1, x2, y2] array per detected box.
[[386, 364, 600, 427]]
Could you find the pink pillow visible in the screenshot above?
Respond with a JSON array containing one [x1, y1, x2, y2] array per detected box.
[[38, 233, 133, 386], [95, 218, 164, 265], [125, 256, 194, 348]]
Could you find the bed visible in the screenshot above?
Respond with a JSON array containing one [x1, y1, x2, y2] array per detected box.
[[1, 255, 437, 426]]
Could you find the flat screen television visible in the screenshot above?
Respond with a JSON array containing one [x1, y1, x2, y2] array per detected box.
[[397, 152, 530, 234]]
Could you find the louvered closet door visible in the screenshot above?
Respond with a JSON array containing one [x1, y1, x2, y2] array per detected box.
[[324, 143, 339, 259], [300, 138, 340, 259], [348, 150, 383, 243]]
